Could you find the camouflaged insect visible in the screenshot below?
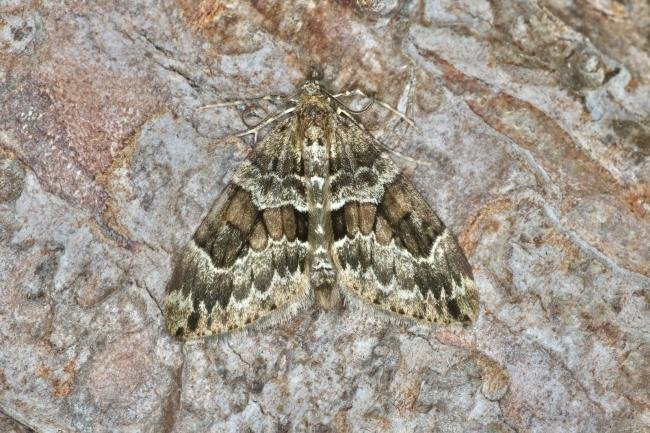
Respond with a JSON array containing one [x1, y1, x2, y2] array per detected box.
[[164, 80, 479, 339]]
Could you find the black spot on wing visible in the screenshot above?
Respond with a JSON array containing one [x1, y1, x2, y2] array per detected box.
[[295, 209, 309, 242], [447, 298, 461, 319], [214, 274, 233, 310], [356, 168, 378, 188], [415, 263, 446, 300], [254, 263, 273, 293], [375, 258, 393, 285], [358, 239, 372, 270], [282, 176, 305, 198], [187, 310, 200, 332], [273, 247, 288, 278], [330, 171, 352, 202], [340, 238, 359, 270], [332, 207, 346, 240]]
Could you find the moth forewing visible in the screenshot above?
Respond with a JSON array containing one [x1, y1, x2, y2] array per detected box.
[[164, 80, 478, 340]]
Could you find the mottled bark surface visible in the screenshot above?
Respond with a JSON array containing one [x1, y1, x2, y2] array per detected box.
[[0, 1, 648, 432]]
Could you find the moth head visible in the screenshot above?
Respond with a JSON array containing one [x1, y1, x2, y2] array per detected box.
[[296, 80, 334, 132], [301, 80, 322, 96]]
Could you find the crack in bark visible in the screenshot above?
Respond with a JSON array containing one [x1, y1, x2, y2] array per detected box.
[[140, 280, 164, 316], [0, 408, 37, 433]]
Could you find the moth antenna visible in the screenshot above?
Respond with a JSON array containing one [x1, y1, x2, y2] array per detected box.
[[330, 88, 426, 164], [329, 93, 375, 114], [335, 106, 366, 130], [241, 103, 270, 128], [330, 88, 419, 131], [376, 141, 433, 167], [197, 94, 292, 110], [236, 106, 297, 143]]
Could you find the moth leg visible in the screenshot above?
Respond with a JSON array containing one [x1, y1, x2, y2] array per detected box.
[[197, 95, 297, 143], [331, 88, 417, 129], [336, 106, 367, 130], [236, 106, 297, 143], [241, 103, 270, 129], [331, 88, 367, 99], [375, 141, 433, 166]]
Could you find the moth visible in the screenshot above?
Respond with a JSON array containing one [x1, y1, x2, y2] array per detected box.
[[164, 79, 479, 339]]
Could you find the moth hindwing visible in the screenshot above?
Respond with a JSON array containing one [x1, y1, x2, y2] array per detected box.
[[164, 81, 479, 339]]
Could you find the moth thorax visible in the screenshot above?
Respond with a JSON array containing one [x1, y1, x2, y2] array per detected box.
[[306, 125, 322, 141], [301, 81, 320, 95], [302, 128, 329, 177]]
